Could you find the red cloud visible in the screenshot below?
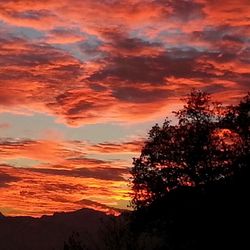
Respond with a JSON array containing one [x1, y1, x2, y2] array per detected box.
[[0, 164, 129, 217], [0, 0, 168, 33], [199, 0, 250, 27], [0, 139, 77, 163], [0, 0, 249, 217], [0, 1, 249, 126], [86, 140, 143, 154], [0, 136, 146, 216]]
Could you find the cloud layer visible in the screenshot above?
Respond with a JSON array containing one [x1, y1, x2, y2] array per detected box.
[[0, 138, 140, 216], [0, 0, 249, 125], [0, 0, 249, 216]]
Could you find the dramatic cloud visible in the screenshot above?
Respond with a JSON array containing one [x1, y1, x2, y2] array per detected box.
[[0, 0, 249, 125], [0, 139, 77, 163], [0, 138, 139, 170], [0, 0, 249, 216], [0, 138, 139, 216], [0, 164, 129, 217]]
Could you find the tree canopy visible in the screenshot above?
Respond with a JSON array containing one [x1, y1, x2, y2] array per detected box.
[[130, 90, 250, 209]]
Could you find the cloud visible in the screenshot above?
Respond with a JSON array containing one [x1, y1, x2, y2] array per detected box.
[[198, 0, 250, 27], [0, 3, 61, 30], [0, 164, 130, 217], [0, 0, 249, 126], [25, 166, 127, 181], [0, 137, 141, 165], [99, 30, 164, 56], [0, 0, 249, 216], [86, 140, 143, 154], [0, 171, 19, 188], [0, 0, 166, 33], [170, 0, 205, 22], [0, 136, 141, 216], [0, 138, 78, 163], [0, 137, 142, 183]]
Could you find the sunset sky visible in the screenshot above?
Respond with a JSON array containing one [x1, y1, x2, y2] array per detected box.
[[0, 0, 249, 217]]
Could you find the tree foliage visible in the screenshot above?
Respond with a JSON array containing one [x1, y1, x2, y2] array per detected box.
[[63, 232, 88, 250], [130, 90, 250, 209]]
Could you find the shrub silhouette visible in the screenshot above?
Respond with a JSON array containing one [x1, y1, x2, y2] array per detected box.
[[128, 91, 249, 249], [131, 90, 249, 209], [63, 232, 89, 250]]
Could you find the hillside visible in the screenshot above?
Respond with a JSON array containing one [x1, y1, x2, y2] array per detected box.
[[0, 208, 113, 250]]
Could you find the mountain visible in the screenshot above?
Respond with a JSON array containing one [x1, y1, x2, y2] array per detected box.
[[0, 208, 115, 250]]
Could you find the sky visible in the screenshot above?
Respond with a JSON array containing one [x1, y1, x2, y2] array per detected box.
[[0, 0, 249, 217]]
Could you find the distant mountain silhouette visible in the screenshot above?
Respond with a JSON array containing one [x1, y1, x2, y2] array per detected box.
[[0, 208, 117, 250], [76, 199, 125, 216]]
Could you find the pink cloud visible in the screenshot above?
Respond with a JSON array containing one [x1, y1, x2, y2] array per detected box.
[[0, 1, 249, 126], [0, 0, 249, 217]]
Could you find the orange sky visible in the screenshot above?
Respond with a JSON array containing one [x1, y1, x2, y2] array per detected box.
[[0, 0, 249, 217]]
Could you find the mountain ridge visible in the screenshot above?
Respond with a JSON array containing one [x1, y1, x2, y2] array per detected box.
[[0, 207, 120, 250]]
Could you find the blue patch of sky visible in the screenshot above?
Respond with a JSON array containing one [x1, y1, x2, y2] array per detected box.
[[4, 158, 44, 168], [0, 104, 181, 145], [129, 28, 183, 44], [129, 28, 159, 44], [0, 21, 43, 41], [130, 28, 208, 53], [7, 24, 44, 41], [0, 112, 148, 143], [51, 33, 102, 61], [13, 10, 49, 20]]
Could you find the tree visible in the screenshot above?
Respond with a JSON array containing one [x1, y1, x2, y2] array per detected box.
[[130, 90, 249, 209], [63, 232, 88, 250]]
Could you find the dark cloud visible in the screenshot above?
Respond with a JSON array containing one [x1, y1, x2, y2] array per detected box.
[[0, 172, 19, 188], [112, 86, 173, 103], [42, 183, 86, 194], [66, 101, 95, 115], [100, 30, 161, 51], [89, 47, 220, 86], [0, 138, 34, 147], [0, 1, 249, 121], [10, 9, 54, 20], [88, 139, 143, 153], [222, 34, 245, 44], [26, 166, 127, 181], [67, 157, 108, 165], [170, 0, 205, 22], [89, 53, 189, 84]]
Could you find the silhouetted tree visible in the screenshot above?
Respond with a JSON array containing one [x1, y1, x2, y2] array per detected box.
[[99, 214, 135, 250], [130, 90, 249, 209], [63, 232, 88, 250]]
